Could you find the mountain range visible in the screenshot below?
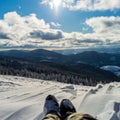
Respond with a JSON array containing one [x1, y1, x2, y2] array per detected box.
[[0, 49, 120, 67], [0, 49, 120, 85]]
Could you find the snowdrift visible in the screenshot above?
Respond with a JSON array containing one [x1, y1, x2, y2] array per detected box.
[[0, 75, 120, 120]]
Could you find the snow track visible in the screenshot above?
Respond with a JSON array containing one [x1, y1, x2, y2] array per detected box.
[[0, 75, 120, 120]]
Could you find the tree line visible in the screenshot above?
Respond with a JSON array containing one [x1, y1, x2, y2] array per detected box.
[[0, 56, 119, 86]]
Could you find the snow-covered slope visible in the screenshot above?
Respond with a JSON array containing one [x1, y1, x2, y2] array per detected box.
[[101, 65, 120, 77], [0, 75, 120, 120]]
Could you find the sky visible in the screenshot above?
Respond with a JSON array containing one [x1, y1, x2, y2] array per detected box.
[[0, 0, 120, 50]]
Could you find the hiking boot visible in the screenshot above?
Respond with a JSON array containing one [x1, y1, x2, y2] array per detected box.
[[43, 95, 60, 116], [60, 99, 76, 119]]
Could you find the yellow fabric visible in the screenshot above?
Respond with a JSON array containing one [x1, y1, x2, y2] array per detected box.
[[43, 114, 60, 120], [43, 113, 97, 120], [66, 113, 97, 120]]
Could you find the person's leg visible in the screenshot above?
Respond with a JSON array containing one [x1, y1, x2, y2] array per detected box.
[[42, 95, 61, 120], [60, 99, 97, 120], [60, 99, 76, 120], [66, 113, 97, 120]]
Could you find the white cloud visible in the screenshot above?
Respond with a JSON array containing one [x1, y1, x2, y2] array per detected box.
[[0, 12, 64, 48], [0, 12, 50, 40], [50, 22, 61, 27], [86, 16, 120, 35], [41, 0, 120, 11], [63, 16, 120, 48], [0, 12, 120, 49], [93, 0, 120, 11]]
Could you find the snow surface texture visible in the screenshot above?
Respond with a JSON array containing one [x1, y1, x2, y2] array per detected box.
[[0, 75, 120, 120]]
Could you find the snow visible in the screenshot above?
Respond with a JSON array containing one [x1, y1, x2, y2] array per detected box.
[[0, 75, 120, 120], [101, 65, 120, 72], [101, 65, 120, 77]]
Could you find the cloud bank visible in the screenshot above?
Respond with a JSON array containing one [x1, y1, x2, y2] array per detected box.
[[41, 0, 120, 11], [0, 12, 120, 49], [29, 30, 63, 40]]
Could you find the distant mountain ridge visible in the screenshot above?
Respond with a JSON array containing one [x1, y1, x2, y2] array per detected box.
[[67, 51, 120, 67], [0, 49, 120, 67], [0, 49, 67, 63]]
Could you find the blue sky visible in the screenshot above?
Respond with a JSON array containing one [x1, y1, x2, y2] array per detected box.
[[0, 0, 120, 50]]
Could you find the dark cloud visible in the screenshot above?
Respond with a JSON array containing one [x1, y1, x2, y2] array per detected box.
[[75, 39, 103, 44], [0, 33, 10, 39], [82, 39, 102, 43], [104, 21, 120, 27], [29, 30, 63, 40]]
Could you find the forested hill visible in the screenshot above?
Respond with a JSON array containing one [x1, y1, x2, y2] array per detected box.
[[0, 55, 119, 86], [0, 49, 120, 67]]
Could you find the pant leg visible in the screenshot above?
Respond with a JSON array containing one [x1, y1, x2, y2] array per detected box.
[[43, 114, 61, 120], [66, 113, 97, 120]]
